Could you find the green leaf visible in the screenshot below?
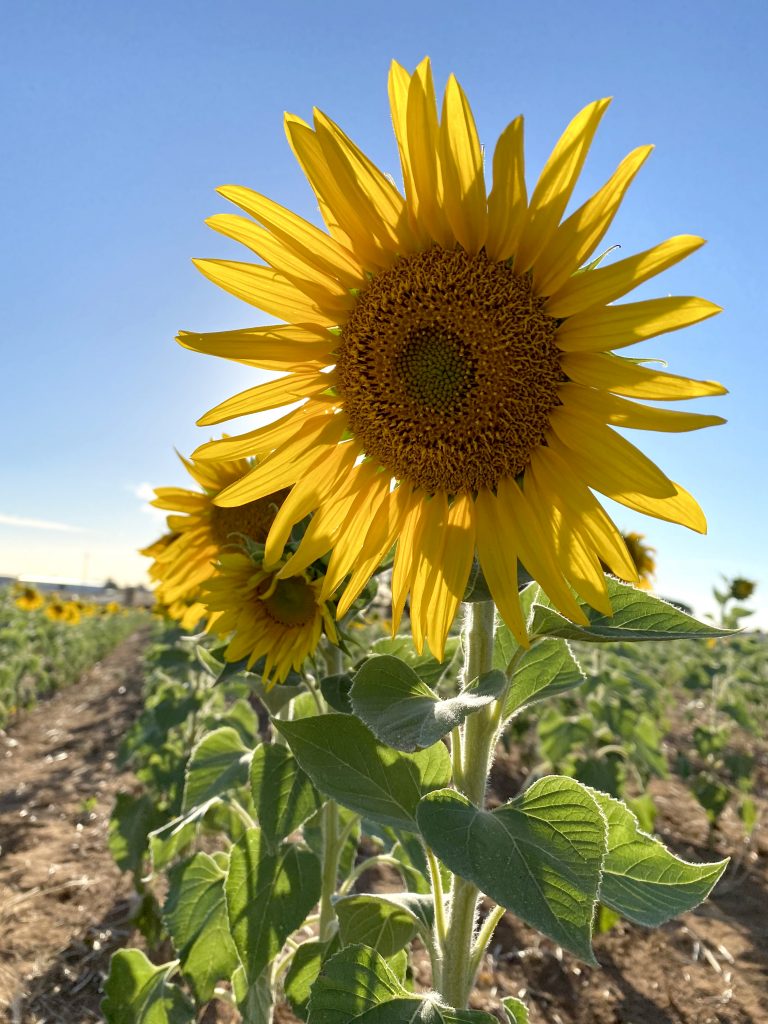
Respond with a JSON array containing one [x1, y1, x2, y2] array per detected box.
[[417, 777, 607, 962], [321, 673, 355, 713], [589, 788, 728, 925], [500, 997, 529, 1024], [162, 852, 239, 1002], [530, 577, 732, 643], [493, 585, 541, 671], [350, 656, 506, 752], [335, 894, 423, 956], [276, 714, 451, 831], [369, 634, 459, 687], [285, 938, 340, 1021], [101, 950, 193, 1024], [250, 743, 321, 850], [354, 1000, 499, 1022], [108, 793, 161, 878], [182, 726, 252, 812], [225, 826, 321, 983], [148, 801, 215, 872], [307, 944, 406, 1024], [232, 964, 273, 1023], [504, 639, 584, 718]]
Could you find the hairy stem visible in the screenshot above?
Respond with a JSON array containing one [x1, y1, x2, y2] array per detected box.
[[438, 600, 497, 1008]]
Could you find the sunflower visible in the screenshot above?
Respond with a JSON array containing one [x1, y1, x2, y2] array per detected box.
[[46, 598, 81, 625], [181, 58, 725, 657], [621, 532, 656, 589], [15, 585, 44, 611], [141, 454, 288, 608], [201, 550, 338, 686]]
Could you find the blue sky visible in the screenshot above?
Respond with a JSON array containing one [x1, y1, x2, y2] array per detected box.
[[1, 0, 766, 624]]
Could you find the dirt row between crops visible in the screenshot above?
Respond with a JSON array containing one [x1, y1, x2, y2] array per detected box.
[[0, 630, 149, 1023]]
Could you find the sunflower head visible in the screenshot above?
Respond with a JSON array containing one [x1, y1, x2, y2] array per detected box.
[[729, 577, 756, 602], [183, 58, 725, 659], [620, 532, 657, 589], [15, 585, 44, 611], [140, 450, 288, 610], [201, 550, 338, 687]]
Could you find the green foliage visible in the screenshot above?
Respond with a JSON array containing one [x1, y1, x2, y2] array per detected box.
[[101, 950, 193, 1024], [276, 714, 452, 830]]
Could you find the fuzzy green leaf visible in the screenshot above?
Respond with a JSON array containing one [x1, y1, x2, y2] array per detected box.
[[417, 777, 607, 963], [101, 950, 193, 1024], [351, 656, 506, 752], [250, 743, 321, 850], [162, 852, 239, 1002], [182, 726, 251, 812], [530, 578, 732, 643], [590, 788, 728, 925], [504, 639, 584, 718], [276, 715, 451, 831]]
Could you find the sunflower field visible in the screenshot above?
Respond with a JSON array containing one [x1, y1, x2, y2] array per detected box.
[[79, 57, 768, 1024], [0, 585, 145, 729]]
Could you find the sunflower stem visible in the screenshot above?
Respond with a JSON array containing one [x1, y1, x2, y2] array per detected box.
[[438, 599, 497, 1008], [317, 640, 346, 943]]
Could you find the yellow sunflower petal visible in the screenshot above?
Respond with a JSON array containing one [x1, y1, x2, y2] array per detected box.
[[197, 370, 334, 427], [264, 441, 358, 569], [177, 325, 334, 370], [545, 432, 706, 532], [485, 115, 527, 262], [391, 491, 429, 634], [314, 109, 415, 255], [151, 488, 208, 512], [560, 351, 727, 400], [214, 413, 348, 507], [548, 405, 676, 498], [321, 472, 391, 599], [438, 74, 487, 254], [424, 492, 476, 660], [336, 484, 415, 618], [388, 61, 432, 247], [545, 235, 705, 318], [534, 144, 653, 296], [528, 446, 638, 583], [285, 113, 393, 270], [216, 183, 366, 288], [515, 98, 612, 273], [524, 470, 613, 615], [555, 295, 722, 352], [405, 58, 454, 248], [192, 258, 339, 325], [474, 488, 528, 647], [409, 493, 449, 654], [206, 213, 355, 310], [559, 382, 726, 432], [193, 407, 326, 463], [498, 476, 588, 625], [277, 460, 381, 578]]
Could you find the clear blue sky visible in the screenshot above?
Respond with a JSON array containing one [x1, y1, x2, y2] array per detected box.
[[2, 0, 766, 623]]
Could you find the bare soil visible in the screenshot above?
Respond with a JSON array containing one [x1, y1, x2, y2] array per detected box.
[[0, 631, 149, 1023]]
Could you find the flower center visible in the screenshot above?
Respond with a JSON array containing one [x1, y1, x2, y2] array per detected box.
[[260, 577, 317, 628], [209, 490, 288, 547], [337, 247, 564, 494]]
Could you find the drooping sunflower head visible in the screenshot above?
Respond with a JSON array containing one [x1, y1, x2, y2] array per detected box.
[[729, 577, 756, 602], [182, 58, 725, 659], [201, 550, 338, 686], [621, 532, 657, 589], [141, 450, 288, 609], [15, 585, 44, 611]]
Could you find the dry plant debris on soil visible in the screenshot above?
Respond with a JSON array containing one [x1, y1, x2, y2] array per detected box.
[[0, 631, 767, 1024]]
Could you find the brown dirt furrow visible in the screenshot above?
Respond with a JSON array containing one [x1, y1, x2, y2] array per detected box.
[[0, 630, 148, 1022]]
